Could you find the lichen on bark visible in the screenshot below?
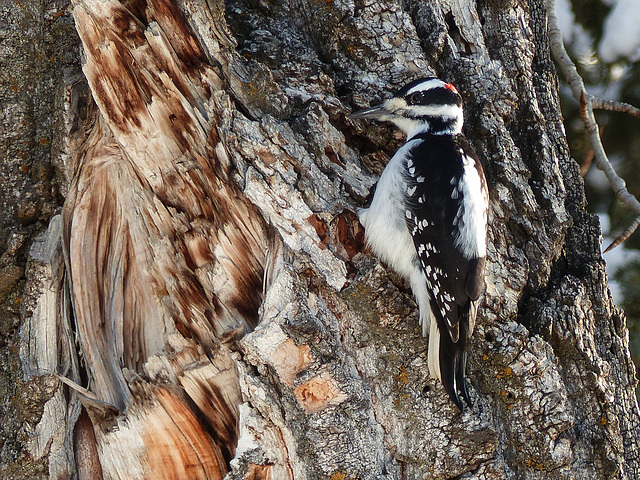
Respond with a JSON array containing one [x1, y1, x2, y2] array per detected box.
[[0, 1, 79, 478], [6, 0, 640, 479], [217, 0, 640, 478]]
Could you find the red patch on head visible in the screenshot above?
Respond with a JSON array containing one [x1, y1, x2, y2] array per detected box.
[[444, 83, 458, 93]]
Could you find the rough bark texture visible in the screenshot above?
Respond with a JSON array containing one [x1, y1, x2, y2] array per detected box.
[[0, 1, 78, 478], [3, 0, 639, 479]]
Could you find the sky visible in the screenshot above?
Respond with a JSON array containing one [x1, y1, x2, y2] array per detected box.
[[598, 0, 640, 63], [556, 0, 640, 63]]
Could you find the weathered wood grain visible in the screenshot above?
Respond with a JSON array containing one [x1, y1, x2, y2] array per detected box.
[[49, 0, 273, 477], [13, 0, 640, 479]]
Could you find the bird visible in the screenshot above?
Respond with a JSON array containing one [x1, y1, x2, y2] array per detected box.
[[350, 77, 488, 410]]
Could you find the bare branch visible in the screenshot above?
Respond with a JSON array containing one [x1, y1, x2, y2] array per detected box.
[[547, 0, 640, 251], [591, 97, 640, 118], [604, 215, 640, 253]]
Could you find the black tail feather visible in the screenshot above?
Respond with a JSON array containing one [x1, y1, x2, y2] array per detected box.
[[458, 348, 471, 407], [438, 311, 471, 411], [439, 343, 462, 410]]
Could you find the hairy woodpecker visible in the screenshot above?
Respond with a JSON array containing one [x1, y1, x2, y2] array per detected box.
[[350, 77, 488, 410]]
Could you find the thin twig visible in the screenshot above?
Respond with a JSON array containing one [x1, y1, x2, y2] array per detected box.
[[580, 149, 593, 178], [591, 97, 640, 118], [547, 0, 640, 252], [605, 216, 640, 253]]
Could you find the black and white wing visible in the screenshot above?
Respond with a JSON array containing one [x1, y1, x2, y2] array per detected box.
[[404, 133, 488, 409]]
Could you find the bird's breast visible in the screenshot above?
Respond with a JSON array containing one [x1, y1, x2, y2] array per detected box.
[[358, 141, 420, 279]]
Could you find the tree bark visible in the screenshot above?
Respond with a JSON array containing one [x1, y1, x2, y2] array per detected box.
[[4, 0, 639, 479]]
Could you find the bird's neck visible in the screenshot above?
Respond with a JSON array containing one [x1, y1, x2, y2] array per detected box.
[[402, 115, 463, 140], [406, 117, 462, 138]]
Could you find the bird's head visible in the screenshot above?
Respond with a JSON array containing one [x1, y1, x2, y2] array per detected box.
[[350, 77, 464, 138]]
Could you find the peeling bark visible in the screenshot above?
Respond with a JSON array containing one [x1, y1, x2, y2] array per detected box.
[[8, 0, 640, 479]]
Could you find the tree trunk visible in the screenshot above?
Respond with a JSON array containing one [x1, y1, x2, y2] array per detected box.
[[4, 0, 639, 479]]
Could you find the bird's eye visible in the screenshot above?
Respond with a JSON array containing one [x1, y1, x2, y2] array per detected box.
[[408, 91, 427, 105]]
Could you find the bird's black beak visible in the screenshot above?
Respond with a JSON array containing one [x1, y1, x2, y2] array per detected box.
[[348, 104, 390, 121]]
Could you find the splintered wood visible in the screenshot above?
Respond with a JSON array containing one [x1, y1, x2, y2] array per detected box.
[[22, 0, 640, 478], [58, 0, 272, 478]]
